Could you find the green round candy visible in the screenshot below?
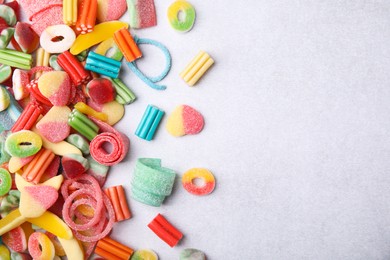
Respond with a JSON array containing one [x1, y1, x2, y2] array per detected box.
[[0, 168, 12, 196], [167, 1, 196, 33], [131, 249, 158, 260], [5, 130, 42, 158], [179, 249, 206, 260]]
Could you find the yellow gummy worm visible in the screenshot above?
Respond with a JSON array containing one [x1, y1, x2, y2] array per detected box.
[[27, 211, 73, 240], [70, 21, 129, 55]]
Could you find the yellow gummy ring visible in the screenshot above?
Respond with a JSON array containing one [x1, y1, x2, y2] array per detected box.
[[167, 0, 196, 33]]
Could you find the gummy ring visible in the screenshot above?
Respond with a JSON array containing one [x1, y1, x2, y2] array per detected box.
[[0, 168, 11, 196], [40, 25, 76, 53], [182, 168, 215, 196], [28, 232, 55, 260], [167, 0, 196, 33], [94, 38, 123, 61], [5, 130, 42, 158]]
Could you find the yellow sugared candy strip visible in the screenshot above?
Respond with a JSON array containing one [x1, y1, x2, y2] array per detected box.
[[58, 237, 84, 260], [35, 48, 50, 78], [74, 102, 108, 122], [166, 105, 185, 136], [16, 174, 63, 218], [32, 126, 82, 156], [0, 209, 26, 236], [180, 51, 214, 86], [70, 21, 128, 55], [0, 245, 10, 260], [63, 0, 77, 26], [27, 211, 73, 240]]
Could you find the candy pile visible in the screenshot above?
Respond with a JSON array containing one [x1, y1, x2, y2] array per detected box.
[[0, 0, 215, 259]]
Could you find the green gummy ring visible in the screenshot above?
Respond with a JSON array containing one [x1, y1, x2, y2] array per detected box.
[[0, 168, 12, 196], [5, 130, 42, 158], [167, 0, 196, 33], [133, 158, 176, 196]]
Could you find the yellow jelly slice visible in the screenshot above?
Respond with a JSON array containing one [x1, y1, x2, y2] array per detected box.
[[27, 211, 73, 240]]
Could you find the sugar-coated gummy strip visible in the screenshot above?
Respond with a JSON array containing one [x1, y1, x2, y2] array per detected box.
[[180, 51, 214, 86], [110, 78, 136, 105], [63, 0, 78, 25], [148, 213, 183, 247], [76, 0, 97, 34], [95, 236, 134, 260], [0, 49, 32, 70], [89, 132, 128, 166], [125, 36, 171, 90], [135, 105, 164, 141], [126, 0, 157, 29], [70, 21, 129, 55], [11, 102, 43, 133], [74, 102, 108, 122], [22, 148, 55, 184], [167, 0, 196, 33], [113, 28, 142, 62], [57, 51, 90, 85], [104, 185, 131, 222], [85, 51, 121, 78]]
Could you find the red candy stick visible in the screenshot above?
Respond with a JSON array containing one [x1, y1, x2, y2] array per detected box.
[[23, 148, 55, 184], [57, 51, 90, 86], [76, 0, 97, 34], [11, 102, 43, 132], [147, 214, 183, 247]]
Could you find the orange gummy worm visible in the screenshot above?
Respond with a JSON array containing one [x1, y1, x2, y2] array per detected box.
[[23, 148, 55, 184], [95, 236, 133, 260], [76, 0, 97, 34], [113, 28, 142, 62], [104, 185, 131, 222]]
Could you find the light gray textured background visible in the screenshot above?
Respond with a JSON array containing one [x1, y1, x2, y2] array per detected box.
[[103, 1, 390, 259]]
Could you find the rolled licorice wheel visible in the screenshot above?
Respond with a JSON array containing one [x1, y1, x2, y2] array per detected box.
[[181, 168, 215, 196], [167, 0, 196, 33], [0, 168, 11, 196], [5, 130, 42, 158]]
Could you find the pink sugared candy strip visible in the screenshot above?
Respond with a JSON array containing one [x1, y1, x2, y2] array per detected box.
[[166, 105, 204, 137], [97, 0, 127, 22], [127, 0, 157, 29]]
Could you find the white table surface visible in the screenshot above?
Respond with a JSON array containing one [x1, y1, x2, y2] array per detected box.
[[90, 1, 390, 259]]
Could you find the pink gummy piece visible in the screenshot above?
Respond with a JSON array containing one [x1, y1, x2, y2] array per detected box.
[[138, 0, 157, 28], [37, 121, 70, 143], [104, 0, 127, 21], [24, 185, 59, 210], [182, 105, 204, 135], [30, 6, 63, 36]]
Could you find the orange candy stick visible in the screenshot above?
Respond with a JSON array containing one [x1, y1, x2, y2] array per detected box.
[[22, 148, 55, 184], [104, 185, 131, 222], [113, 28, 142, 62], [95, 236, 134, 260], [76, 0, 97, 34]]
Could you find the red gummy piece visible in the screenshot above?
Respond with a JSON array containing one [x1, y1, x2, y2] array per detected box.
[[138, 0, 157, 28], [148, 214, 183, 247], [61, 155, 88, 179], [12, 22, 40, 53], [4, 1, 20, 21], [86, 78, 115, 104], [2, 226, 27, 252]]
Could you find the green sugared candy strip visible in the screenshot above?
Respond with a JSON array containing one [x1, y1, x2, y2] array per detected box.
[[66, 134, 90, 155], [5, 130, 42, 158], [0, 168, 12, 196], [110, 78, 136, 105], [179, 249, 206, 260], [131, 183, 165, 207], [133, 158, 176, 196]]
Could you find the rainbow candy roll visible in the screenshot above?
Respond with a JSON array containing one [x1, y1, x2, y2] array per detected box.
[[85, 51, 121, 78], [68, 109, 99, 141], [135, 105, 164, 141], [110, 78, 136, 105], [0, 49, 32, 70], [180, 51, 214, 86]]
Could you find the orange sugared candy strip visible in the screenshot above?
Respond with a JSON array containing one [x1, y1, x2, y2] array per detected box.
[[113, 28, 142, 62], [22, 148, 55, 184], [76, 0, 97, 34], [95, 236, 134, 260], [104, 185, 131, 222]]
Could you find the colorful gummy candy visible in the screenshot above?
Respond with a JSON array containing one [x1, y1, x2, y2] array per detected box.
[[0, 0, 217, 258], [182, 168, 216, 196], [166, 105, 205, 137], [179, 248, 206, 260], [167, 0, 196, 33], [180, 50, 214, 86]]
